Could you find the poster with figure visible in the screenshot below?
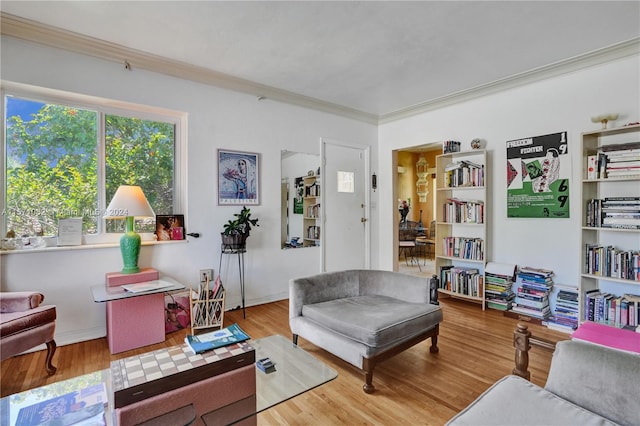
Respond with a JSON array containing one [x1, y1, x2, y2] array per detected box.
[[218, 149, 260, 205], [506, 132, 570, 218]]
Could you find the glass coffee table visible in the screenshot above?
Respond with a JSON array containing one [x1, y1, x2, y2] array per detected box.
[[1, 335, 336, 425]]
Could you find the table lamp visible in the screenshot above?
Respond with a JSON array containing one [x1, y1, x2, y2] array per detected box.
[[104, 185, 155, 274]]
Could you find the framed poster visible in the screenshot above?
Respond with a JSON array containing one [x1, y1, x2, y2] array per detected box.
[[156, 214, 185, 240], [218, 150, 260, 205], [506, 132, 570, 218]]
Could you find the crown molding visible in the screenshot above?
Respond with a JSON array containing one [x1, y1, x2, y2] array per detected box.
[[0, 13, 379, 125], [379, 37, 640, 124], [2, 13, 637, 127]]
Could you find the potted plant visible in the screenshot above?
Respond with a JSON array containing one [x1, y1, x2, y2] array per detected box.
[[221, 206, 259, 249]]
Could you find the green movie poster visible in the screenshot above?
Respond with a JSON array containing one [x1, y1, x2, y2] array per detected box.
[[293, 177, 304, 214], [506, 132, 570, 218]]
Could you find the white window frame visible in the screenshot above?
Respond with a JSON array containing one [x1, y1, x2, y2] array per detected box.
[[1, 81, 187, 245]]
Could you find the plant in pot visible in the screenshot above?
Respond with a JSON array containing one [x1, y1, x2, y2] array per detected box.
[[221, 206, 259, 249]]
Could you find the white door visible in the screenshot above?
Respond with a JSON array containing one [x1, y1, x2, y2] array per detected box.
[[321, 139, 370, 272]]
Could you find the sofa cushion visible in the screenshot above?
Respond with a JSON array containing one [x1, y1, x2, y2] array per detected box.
[[446, 375, 616, 426], [301, 295, 441, 348], [0, 305, 57, 338]]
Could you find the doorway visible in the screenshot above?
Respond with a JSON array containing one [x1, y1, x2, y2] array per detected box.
[[321, 138, 370, 272], [393, 143, 441, 277]]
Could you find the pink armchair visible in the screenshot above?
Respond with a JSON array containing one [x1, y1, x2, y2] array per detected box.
[[0, 291, 57, 375]]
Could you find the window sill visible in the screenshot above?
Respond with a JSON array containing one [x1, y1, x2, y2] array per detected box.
[[0, 239, 188, 255]]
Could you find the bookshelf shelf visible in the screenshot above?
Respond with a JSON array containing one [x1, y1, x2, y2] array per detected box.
[[303, 175, 320, 247], [580, 124, 640, 329], [435, 149, 487, 309]]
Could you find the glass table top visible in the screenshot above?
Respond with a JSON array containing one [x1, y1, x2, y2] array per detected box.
[[90, 276, 185, 303]]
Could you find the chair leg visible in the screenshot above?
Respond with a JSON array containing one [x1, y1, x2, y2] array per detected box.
[[45, 339, 57, 375], [292, 334, 298, 345]]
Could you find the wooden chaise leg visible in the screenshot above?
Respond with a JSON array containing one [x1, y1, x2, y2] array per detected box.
[[429, 325, 439, 353], [45, 339, 57, 376], [292, 334, 298, 345], [362, 359, 376, 394], [512, 323, 530, 380]]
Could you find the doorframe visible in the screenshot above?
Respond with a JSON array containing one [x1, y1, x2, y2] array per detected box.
[[320, 137, 371, 272]]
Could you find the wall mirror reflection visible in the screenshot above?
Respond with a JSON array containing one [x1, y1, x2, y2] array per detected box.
[[281, 151, 320, 249]]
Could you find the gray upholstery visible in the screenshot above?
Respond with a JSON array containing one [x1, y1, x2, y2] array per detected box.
[[447, 340, 640, 426], [289, 269, 442, 391]]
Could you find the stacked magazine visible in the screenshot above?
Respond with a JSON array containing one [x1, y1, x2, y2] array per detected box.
[[511, 266, 554, 320]]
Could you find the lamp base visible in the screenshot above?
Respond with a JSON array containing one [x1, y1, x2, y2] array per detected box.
[[120, 216, 141, 274]]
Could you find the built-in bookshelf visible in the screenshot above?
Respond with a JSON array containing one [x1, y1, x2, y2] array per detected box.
[[580, 124, 640, 329], [435, 149, 487, 309], [303, 175, 320, 247]]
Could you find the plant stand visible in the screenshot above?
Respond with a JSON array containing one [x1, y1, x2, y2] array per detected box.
[[219, 242, 246, 319], [189, 277, 225, 334]]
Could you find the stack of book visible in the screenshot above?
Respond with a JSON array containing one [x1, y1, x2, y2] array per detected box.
[[443, 161, 484, 188], [511, 266, 554, 320], [584, 290, 640, 329], [484, 262, 516, 311], [442, 198, 484, 224], [598, 142, 640, 179], [584, 244, 640, 281], [545, 286, 579, 333]]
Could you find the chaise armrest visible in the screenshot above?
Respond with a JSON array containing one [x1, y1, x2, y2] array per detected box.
[[0, 292, 45, 313], [290, 270, 361, 319]]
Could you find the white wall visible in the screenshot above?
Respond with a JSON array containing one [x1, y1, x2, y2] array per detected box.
[[379, 55, 640, 289], [0, 36, 377, 345]]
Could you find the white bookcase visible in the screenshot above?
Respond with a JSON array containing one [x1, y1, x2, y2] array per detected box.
[[580, 124, 640, 326], [435, 149, 487, 309]]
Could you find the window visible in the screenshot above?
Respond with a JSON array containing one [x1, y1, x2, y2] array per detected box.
[[2, 84, 186, 243]]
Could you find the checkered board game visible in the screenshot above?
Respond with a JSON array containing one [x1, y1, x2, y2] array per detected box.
[[110, 341, 254, 392]]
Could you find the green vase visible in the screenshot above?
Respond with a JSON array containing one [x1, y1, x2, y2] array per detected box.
[[120, 216, 141, 274]]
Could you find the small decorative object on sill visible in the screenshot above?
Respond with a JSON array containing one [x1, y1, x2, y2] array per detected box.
[[443, 140, 461, 154]]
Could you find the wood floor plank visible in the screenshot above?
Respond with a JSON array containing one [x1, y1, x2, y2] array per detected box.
[[1, 298, 568, 424]]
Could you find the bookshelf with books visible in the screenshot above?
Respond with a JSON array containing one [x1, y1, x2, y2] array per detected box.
[[303, 175, 321, 247], [580, 124, 640, 329], [435, 149, 487, 309]]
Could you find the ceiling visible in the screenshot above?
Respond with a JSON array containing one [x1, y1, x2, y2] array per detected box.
[[1, 1, 639, 122]]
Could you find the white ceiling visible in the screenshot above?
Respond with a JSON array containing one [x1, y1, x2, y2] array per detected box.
[[1, 1, 639, 119]]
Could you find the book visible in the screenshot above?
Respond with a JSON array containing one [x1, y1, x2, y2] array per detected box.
[[16, 382, 107, 426], [184, 323, 250, 354]]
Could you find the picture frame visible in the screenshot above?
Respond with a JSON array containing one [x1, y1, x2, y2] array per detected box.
[[155, 214, 185, 241], [218, 149, 260, 205]]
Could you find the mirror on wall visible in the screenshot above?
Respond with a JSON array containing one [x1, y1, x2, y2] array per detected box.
[[281, 150, 320, 249]]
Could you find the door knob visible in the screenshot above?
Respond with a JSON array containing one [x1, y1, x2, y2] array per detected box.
[[361, 218, 367, 223]]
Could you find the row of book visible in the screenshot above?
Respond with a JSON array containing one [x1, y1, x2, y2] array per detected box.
[[305, 203, 320, 219], [588, 141, 640, 179], [585, 197, 640, 229], [510, 267, 554, 320], [484, 262, 516, 311], [439, 265, 484, 298], [443, 161, 484, 188], [442, 198, 484, 224], [584, 290, 640, 328], [305, 182, 320, 197], [545, 288, 579, 332], [306, 225, 320, 240], [441, 236, 484, 260], [584, 244, 640, 281]]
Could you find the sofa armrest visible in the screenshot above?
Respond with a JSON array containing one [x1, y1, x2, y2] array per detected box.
[[358, 270, 430, 304], [289, 271, 360, 319], [0, 292, 44, 313]]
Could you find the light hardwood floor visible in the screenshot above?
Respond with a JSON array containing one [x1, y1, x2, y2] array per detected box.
[[1, 297, 569, 425]]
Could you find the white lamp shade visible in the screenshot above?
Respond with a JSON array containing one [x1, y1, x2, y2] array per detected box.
[[104, 185, 155, 219]]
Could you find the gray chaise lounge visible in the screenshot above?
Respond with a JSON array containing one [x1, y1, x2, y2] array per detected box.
[[289, 269, 442, 393]]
